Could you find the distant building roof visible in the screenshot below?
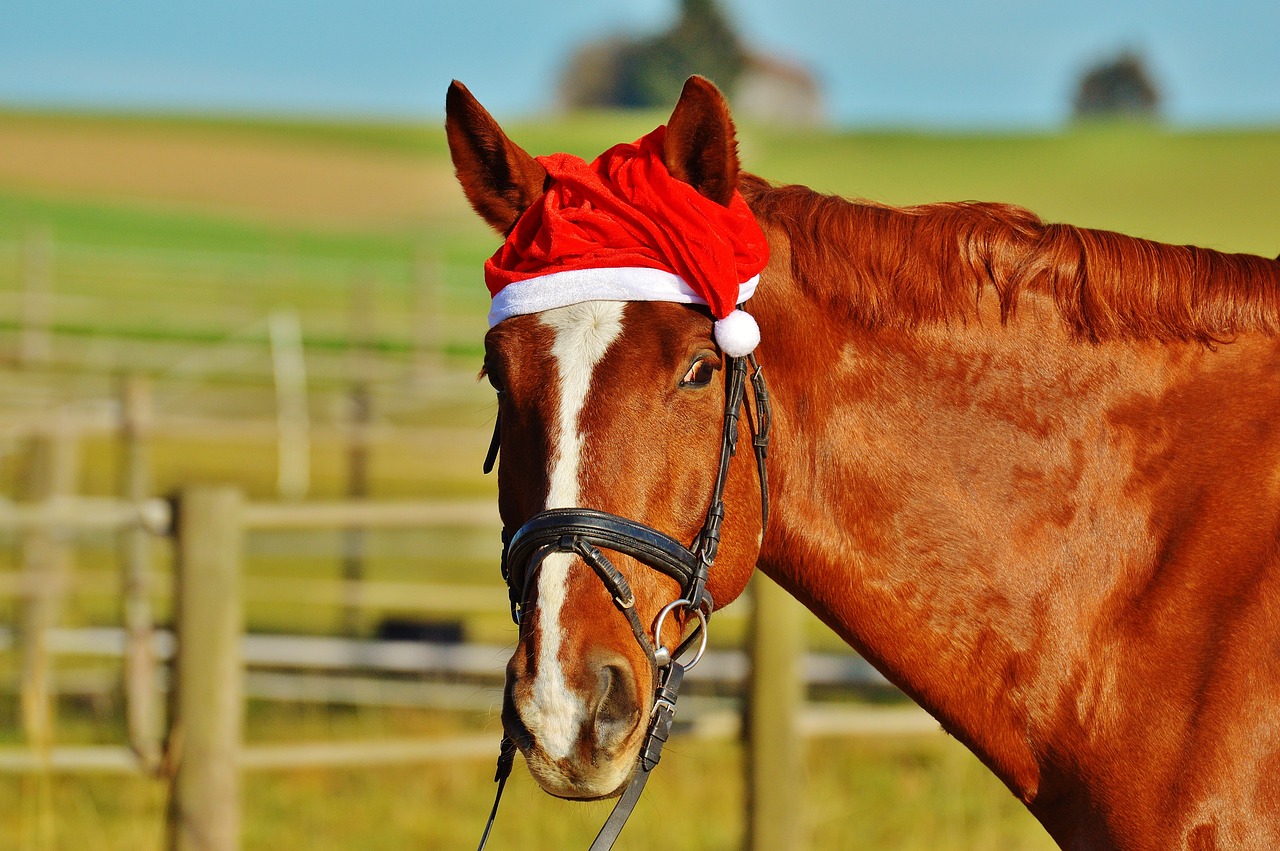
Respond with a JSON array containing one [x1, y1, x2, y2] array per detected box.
[[734, 53, 826, 127]]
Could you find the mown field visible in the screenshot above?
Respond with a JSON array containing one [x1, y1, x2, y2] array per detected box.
[[1, 106, 1277, 849]]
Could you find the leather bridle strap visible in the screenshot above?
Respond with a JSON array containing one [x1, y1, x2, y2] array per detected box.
[[588, 659, 685, 849], [505, 508, 702, 617], [478, 660, 687, 851], [748, 356, 771, 530], [514, 532, 660, 670], [476, 737, 516, 851]]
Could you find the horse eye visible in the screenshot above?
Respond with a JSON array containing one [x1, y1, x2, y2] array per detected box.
[[680, 358, 717, 388], [483, 366, 503, 394]]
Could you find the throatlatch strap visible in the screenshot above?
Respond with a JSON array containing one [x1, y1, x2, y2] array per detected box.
[[747, 354, 771, 530]]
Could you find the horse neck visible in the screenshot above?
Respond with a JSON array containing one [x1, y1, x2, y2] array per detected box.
[[748, 246, 1277, 808]]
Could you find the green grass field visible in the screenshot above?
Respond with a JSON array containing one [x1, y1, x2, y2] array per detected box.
[[0, 700, 1056, 851], [2, 108, 1277, 849]]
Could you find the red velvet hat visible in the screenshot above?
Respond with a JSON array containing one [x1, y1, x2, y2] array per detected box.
[[483, 126, 770, 356]]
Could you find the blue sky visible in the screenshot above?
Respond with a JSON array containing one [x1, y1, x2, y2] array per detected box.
[[3, 0, 1278, 127]]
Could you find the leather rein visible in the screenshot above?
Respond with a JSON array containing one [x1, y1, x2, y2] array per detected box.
[[477, 352, 772, 850]]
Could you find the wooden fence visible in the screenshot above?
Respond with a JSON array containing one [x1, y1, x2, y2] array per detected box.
[[0, 477, 828, 851], [0, 231, 467, 381], [186, 486, 813, 851]]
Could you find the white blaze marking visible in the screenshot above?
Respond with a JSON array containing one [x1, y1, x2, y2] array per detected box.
[[526, 301, 624, 759]]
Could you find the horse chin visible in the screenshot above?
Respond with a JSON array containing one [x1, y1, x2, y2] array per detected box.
[[505, 700, 647, 801], [521, 743, 638, 801]]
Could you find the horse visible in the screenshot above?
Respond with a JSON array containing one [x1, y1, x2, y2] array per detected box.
[[446, 75, 1280, 850]]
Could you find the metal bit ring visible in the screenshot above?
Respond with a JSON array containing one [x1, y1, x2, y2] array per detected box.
[[652, 598, 709, 670]]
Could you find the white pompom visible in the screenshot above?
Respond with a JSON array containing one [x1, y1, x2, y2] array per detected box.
[[713, 309, 760, 357]]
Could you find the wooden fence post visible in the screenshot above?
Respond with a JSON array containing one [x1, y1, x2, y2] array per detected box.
[[120, 374, 160, 769], [168, 486, 244, 851], [342, 268, 376, 635], [744, 573, 804, 851], [18, 420, 79, 757], [268, 308, 309, 501], [16, 419, 77, 851]]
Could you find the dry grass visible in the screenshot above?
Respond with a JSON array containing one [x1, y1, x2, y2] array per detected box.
[[0, 114, 470, 231]]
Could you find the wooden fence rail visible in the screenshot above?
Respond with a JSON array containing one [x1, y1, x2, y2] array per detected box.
[[1, 234, 475, 380], [0, 496, 171, 533]]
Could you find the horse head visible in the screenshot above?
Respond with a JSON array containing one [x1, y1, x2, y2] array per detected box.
[[446, 77, 768, 800]]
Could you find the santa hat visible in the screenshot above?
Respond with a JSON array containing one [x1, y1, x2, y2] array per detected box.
[[483, 126, 769, 357]]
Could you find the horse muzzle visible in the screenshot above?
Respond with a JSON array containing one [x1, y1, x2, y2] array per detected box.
[[503, 642, 649, 800]]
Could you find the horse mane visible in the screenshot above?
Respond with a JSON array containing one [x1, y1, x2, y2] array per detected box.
[[739, 174, 1280, 343]]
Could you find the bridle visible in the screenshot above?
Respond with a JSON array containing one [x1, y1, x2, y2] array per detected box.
[[477, 348, 772, 851]]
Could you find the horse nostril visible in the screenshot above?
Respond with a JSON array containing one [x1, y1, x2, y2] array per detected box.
[[592, 662, 640, 750]]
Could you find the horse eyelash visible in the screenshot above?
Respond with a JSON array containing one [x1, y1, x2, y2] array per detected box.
[[479, 364, 506, 395]]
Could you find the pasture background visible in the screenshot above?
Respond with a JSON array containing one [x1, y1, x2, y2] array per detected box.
[[1, 107, 1277, 850]]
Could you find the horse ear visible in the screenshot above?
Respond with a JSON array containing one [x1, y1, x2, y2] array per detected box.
[[663, 76, 740, 207], [445, 81, 548, 234]]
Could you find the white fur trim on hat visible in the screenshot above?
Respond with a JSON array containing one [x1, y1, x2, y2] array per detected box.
[[488, 268, 759, 328], [713, 309, 760, 357]]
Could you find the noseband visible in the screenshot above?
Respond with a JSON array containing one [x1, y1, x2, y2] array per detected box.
[[477, 353, 772, 851]]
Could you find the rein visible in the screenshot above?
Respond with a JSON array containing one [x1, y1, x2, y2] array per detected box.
[[477, 352, 771, 851]]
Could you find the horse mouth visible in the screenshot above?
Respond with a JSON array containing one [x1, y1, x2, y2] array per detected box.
[[502, 682, 643, 801]]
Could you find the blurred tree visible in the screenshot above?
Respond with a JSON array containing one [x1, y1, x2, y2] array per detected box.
[[561, 0, 748, 109], [1073, 50, 1162, 120]]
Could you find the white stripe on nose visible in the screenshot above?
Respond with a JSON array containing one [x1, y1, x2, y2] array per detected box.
[[523, 301, 624, 759]]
